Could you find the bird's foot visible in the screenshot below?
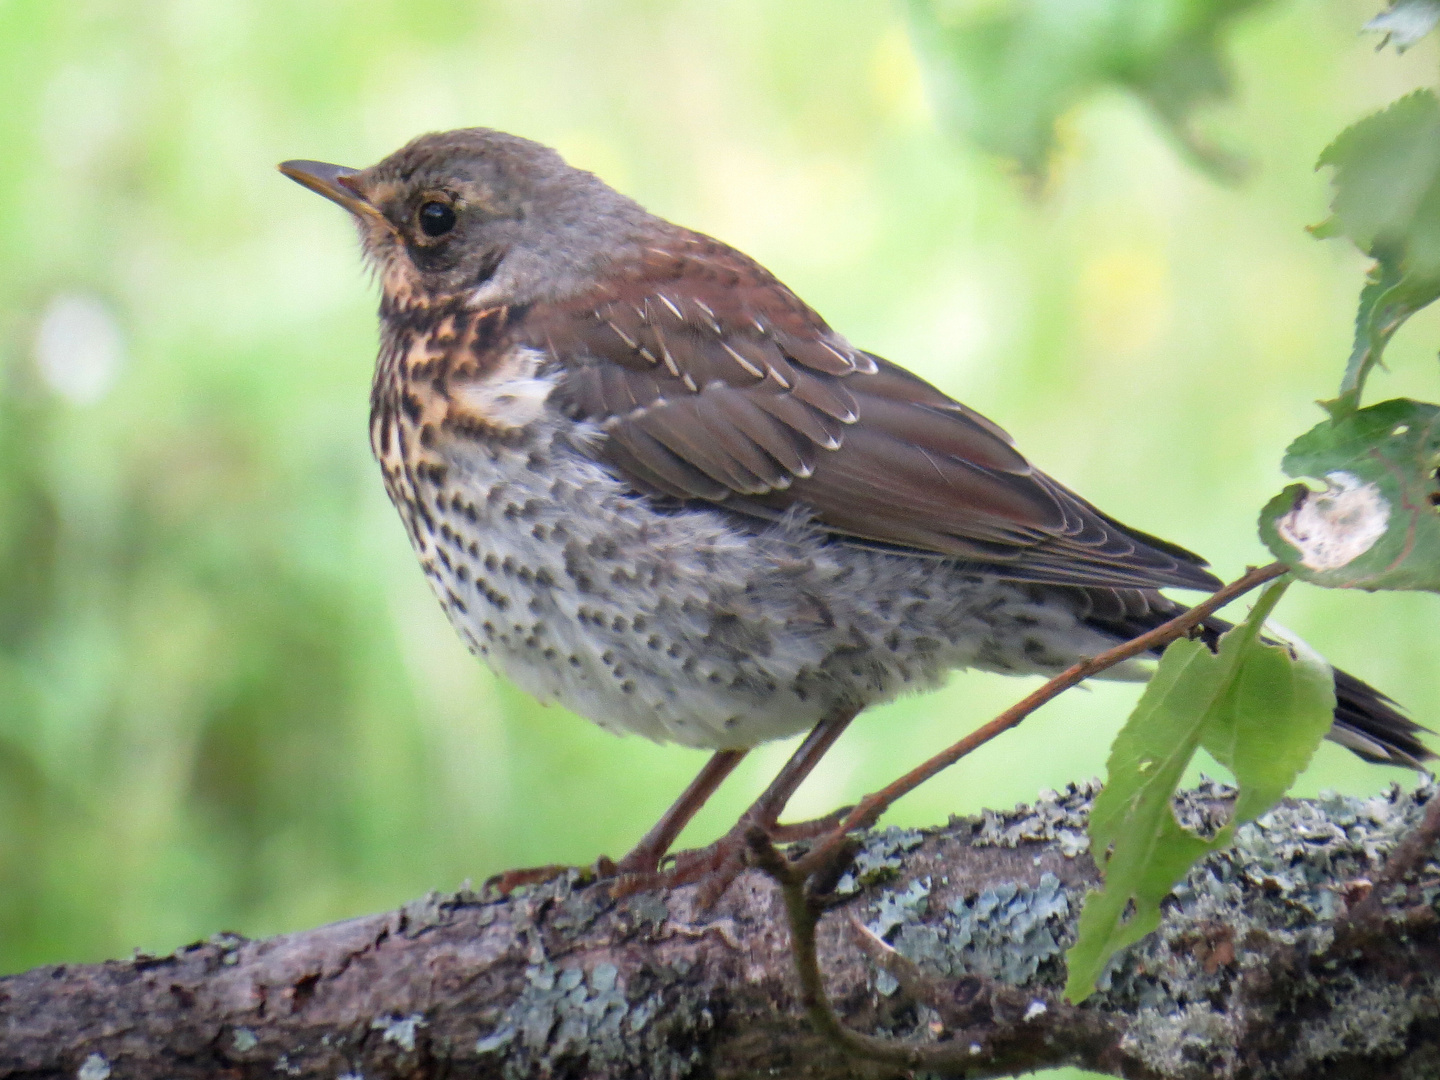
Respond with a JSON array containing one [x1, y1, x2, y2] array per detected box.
[[486, 804, 855, 903], [609, 805, 852, 908]]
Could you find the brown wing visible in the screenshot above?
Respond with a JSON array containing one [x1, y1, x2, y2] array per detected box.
[[526, 230, 1220, 592]]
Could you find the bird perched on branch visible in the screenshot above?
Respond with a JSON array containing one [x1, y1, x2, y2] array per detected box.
[[280, 129, 1429, 897]]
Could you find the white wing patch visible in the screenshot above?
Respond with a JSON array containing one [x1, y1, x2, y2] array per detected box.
[[449, 346, 556, 432]]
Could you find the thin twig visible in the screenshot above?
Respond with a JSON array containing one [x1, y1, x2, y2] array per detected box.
[[792, 561, 1290, 877], [743, 828, 929, 1070]]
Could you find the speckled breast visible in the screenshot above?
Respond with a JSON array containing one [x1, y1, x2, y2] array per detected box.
[[365, 306, 1129, 750]]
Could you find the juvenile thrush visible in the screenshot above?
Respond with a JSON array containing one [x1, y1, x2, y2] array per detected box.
[[280, 130, 1429, 894]]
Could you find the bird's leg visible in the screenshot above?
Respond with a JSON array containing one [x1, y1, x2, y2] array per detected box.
[[613, 706, 860, 905], [717, 708, 857, 839], [603, 748, 749, 876]]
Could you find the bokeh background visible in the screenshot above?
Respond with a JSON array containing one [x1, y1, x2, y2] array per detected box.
[[1, 2, 1437, 1076]]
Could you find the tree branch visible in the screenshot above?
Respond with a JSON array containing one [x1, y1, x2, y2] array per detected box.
[[4, 777, 1440, 1079]]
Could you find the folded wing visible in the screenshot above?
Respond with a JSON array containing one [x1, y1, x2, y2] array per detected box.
[[526, 231, 1220, 592]]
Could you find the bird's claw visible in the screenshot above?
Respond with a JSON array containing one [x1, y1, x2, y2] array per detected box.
[[486, 805, 854, 904], [607, 805, 854, 907]]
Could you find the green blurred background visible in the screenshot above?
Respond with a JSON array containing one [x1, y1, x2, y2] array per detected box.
[[0, 2, 1436, 1074]]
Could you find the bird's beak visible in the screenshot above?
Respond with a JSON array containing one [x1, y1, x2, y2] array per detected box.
[[278, 159, 382, 222]]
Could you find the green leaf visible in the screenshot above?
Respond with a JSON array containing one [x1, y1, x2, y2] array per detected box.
[[1365, 0, 1440, 52], [1064, 638, 1220, 1001], [1313, 90, 1440, 404], [1260, 398, 1440, 592], [1199, 623, 1336, 830], [1064, 581, 1335, 1002], [907, 0, 1273, 181]]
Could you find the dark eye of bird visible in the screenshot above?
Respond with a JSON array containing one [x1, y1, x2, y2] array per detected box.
[[418, 201, 456, 237]]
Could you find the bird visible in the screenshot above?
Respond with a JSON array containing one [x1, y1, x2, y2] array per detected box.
[[279, 128, 1430, 897]]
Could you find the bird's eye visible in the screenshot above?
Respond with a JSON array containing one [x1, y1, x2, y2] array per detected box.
[[418, 201, 456, 237]]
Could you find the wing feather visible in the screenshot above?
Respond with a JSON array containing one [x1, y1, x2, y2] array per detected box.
[[526, 229, 1220, 592]]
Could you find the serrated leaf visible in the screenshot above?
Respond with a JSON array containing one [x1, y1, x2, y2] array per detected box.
[[1064, 637, 1220, 1001], [1199, 626, 1335, 828], [908, 0, 1272, 181], [1314, 91, 1440, 402], [1260, 399, 1440, 591], [1065, 581, 1335, 1001], [1366, 0, 1440, 52], [1319, 91, 1440, 274]]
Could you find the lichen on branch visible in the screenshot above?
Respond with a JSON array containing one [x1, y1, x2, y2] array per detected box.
[[5, 780, 1440, 1080]]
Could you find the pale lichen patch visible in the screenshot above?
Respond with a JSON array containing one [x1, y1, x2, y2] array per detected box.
[[867, 868, 1073, 986], [472, 951, 713, 1079], [1275, 470, 1389, 571], [972, 779, 1100, 855], [231, 1027, 259, 1053], [836, 825, 927, 894], [371, 1014, 425, 1052]]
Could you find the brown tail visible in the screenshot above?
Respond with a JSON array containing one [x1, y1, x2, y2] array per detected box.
[[1322, 663, 1431, 768]]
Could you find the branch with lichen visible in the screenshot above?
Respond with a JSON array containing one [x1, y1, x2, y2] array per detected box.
[[5, 779, 1440, 1080]]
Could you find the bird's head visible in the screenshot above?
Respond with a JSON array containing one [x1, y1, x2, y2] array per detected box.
[[280, 128, 657, 309]]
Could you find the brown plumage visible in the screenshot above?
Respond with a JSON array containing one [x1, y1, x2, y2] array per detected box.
[[279, 129, 1430, 894], [526, 233, 1222, 591]]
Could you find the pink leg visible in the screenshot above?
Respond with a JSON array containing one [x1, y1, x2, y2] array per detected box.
[[614, 706, 860, 905], [608, 748, 748, 875]]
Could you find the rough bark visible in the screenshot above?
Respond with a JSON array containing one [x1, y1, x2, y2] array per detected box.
[[4, 779, 1440, 1080]]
